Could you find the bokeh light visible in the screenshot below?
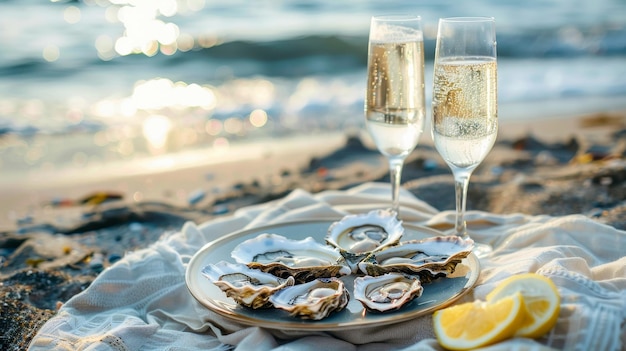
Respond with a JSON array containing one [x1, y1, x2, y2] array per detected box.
[[142, 114, 172, 153], [105, 0, 190, 57], [130, 78, 216, 111], [95, 35, 116, 61], [249, 109, 268, 128], [205, 119, 223, 136], [43, 45, 60, 62], [223, 117, 243, 135], [63, 6, 81, 24]]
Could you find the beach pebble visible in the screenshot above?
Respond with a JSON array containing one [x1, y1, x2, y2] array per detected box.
[[423, 159, 438, 171], [16, 215, 34, 226], [81, 212, 97, 220], [188, 189, 206, 205], [588, 209, 604, 218], [491, 166, 504, 176], [89, 253, 104, 272], [79, 192, 123, 206], [51, 197, 74, 207], [108, 254, 122, 264], [535, 150, 559, 166], [598, 176, 613, 186], [317, 167, 328, 178], [129, 222, 144, 232], [212, 204, 229, 215]]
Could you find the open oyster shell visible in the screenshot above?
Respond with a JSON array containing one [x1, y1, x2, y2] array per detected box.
[[231, 233, 351, 283], [269, 277, 349, 320], [201, 261, 295, 309], [325, 209, 404, 271], [357, 236, 474, 282], [354, 273, 423, 312]]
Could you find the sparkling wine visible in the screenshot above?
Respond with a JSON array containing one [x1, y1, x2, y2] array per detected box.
[[365, 40, 425, 158], [432, 57, 497, 168], [430, 17, 497, 255], [433, 118, 497, 168], [366, 117, 423, 157]]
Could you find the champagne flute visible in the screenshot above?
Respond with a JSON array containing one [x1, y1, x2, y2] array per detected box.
[[431, 17, 498, 256], [365, 15, 426, 216]]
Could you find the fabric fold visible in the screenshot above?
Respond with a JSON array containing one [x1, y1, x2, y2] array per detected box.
[[28, 182, 625, 351]]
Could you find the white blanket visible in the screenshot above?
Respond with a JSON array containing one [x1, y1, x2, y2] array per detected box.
[[29, 182, 626, 351]]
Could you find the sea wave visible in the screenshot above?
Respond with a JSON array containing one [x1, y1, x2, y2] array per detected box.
[[169, 24, 626, 72], [178, 35, 368, 77], [1, 22, 625, 81], [496, 25, 626, 58]]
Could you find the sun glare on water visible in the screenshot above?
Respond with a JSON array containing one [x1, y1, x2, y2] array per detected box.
[[104, 0, 206, 57], [142, 114, 172, 153]]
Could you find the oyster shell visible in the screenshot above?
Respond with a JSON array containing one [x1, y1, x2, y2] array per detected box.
[[231, 233, 351, 283], [201, 261, 295, 309], [358, 236, 474, 282], [353, 273, 423, 312], [269, 277, 349, 320], [325, 209, 404, 271]]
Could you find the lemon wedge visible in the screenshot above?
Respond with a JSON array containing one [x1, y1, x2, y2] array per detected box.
[[486, 273, 561, 338], [433, 292, 527, 350]]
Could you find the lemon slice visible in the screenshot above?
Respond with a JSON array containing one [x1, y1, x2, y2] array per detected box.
[[433, 292, 527, 350], [486, 273, 560, 338]]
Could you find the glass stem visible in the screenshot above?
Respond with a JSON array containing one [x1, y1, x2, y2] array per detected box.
[[389, 157, 404, 216], [453, 172, 471, 239]]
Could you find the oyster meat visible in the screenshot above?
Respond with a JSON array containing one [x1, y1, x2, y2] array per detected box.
[[231, 233, 351, 283], [325, 209, 404, 271], [201, 261, 295, 309], [353, 273, 423, 312], [358, 236, 474, 282], [269, 277, 349, 320]]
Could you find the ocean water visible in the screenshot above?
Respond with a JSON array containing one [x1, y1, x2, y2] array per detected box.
[[1, 0, 625, 178]]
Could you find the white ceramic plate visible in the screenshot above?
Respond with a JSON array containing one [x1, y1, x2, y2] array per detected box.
[[186, 219, 479, 331]]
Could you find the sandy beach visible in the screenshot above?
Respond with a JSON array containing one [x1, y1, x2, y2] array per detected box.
[[1, 109, 625, 350], [3, 1, 626, 348]]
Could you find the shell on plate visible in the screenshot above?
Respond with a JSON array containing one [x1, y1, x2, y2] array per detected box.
[[269, 277, 349, 320], [201, 261, 295, 309], [325, 209, 404, 271], [353, 273, 423, 312], [231, 233, 351, 283], [357, 236, 474, 282]]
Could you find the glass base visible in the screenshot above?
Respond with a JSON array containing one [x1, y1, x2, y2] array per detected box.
[[472, 242, 493, 258]]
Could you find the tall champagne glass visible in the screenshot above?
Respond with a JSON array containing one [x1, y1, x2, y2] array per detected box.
[[365, 15, 426, 216], [431, 17, 497, 256]]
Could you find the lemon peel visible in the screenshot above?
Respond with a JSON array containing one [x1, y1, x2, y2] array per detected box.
[[433, 292, 527, 350], [433, 273, 561, 350], [486, 273, 560, 338]]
